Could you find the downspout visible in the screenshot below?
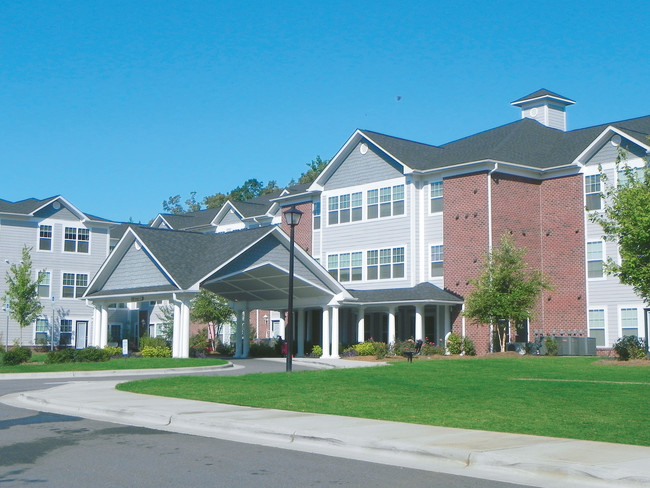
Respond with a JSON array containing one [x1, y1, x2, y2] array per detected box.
[[486, 163, 499, 352]]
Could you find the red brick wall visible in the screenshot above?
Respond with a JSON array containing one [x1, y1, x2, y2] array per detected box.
[[444, 171, 587, 354], [443, 172, 491, 353], [280, 202, 313, 255]]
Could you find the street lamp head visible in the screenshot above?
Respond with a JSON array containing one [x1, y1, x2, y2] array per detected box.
[[283, 205, 303, 227]]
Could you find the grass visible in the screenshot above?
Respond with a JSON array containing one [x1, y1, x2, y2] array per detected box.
[[117, 356, 650, 446], [0, 352, 227, 373]]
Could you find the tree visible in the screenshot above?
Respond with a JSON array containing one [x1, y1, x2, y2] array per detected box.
[[590, 149, 650, 303], [155, 304, 175, 343], [162, 192, 202, 214], [228, 179, 280, 202], [190, 290, 234, 350], [463, 234, 553, 352], [4, 247, 45, 344], [297, 156, 329, 184]]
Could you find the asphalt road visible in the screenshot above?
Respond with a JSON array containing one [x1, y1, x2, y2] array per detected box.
[[0, 360, 534, 488]]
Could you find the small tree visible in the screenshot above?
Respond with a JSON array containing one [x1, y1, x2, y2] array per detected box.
[[155, 304, 175, 343], [4, 247, 45, 345], [463, 234, 553, 352], [190, 290, 234, 350]]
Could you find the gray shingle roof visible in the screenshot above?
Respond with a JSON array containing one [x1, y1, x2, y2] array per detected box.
[[0, 196, 113, 222], [510, 89, 575, 106], [360, 113, 650, 172], [130, 225, 274, 290], [347, 282, 463, 304]]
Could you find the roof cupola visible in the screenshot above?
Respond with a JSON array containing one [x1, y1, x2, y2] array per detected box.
[[511, 89, 575, 131]]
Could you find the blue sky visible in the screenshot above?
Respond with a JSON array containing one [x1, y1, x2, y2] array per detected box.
[[2, 0, 648, 223]]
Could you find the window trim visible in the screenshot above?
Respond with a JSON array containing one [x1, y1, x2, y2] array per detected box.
[[430, 244, 444, 278], [584, 174, 601, 211], [63, 226, 90, 254], [38, 224, 53, 252], [37, 270, 51, 298], [588, 307, 607, 348], [618, 306, 640, 339], [367, 246, 406, 281], [61, 272, 89, 299], [586, 240, 605, 280], [430, 181, 443, 214]]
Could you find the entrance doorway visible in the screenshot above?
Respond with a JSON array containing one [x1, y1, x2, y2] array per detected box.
[[75, 321, 88, 349]]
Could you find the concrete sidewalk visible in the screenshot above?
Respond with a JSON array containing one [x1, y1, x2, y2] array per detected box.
[[1, 361, 649, 488]]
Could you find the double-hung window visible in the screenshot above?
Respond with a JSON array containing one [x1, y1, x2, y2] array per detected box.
[[367, 247, 404, 280], [587, 241, 604, 278], [327, 252, 362, 282], [588, 309, 606, 346], [313, 201, 321, 230], [617, 166, 645, 186], [64, 227, 90, 253], [430, 181, 443, 213], [60, 319, 72, 345], [62, 273, 88, 298], [39, 225, 52, 251], [328, 196, 339, 225], [327, 192, 362, 225], [38, 271, 51, 298], [585, 175, 601, 211], [620, 308, 639, 337], [368, 185, 404, 219], [431, 245, 444, 277]]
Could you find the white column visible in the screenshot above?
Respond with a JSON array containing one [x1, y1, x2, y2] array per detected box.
[[357, 307, 365, 343], [100, 305, 108, 348], [91, 305, 100, 347], [242, 308, 250, 358], [297, 309, 305, 357], [180, 299, 191, 358], [172, 301, 181, 358], [415, 305, 424, 341], [234, 309, 243, 358], [388, 307, 396, 344], [331, 306, 340, 358], [322, 307, 330, 358]]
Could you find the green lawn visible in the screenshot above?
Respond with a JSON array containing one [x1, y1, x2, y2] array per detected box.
[[118, 356, 650, 446], [0, 353, 227, 373]]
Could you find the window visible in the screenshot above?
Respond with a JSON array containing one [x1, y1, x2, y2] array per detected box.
[[39, 225, 52, 251], [62, 273, 88, 298], [585, 174, 601, 211], [430, 181, 443, 213], [618, 167, 645, 187], [64, 227, 89, 253], [38, 271, 51, 298], [431, 245, 444, 277], [313, 201, 321, 230], [588, 309, 606, 346], [587, 241, 603, 278], [108, 302, 127, 309], [327, 192, 362, 225], [327, 252, 362, 282], [60, 319, 72, 345], [368, 247, 404, 280], [620, 308, 638, 337], [368, 185, 404, 219], [35, 317, 49, 334]]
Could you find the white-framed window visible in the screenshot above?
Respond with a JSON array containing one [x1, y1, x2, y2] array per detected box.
[[431, 245, 444, 277], [367, 247, 405, 280], [430, 181, 443, 213], [620, 307, 639, 338], [587, 241, 604, 278], [585, 174, 601, 211], [39, 225, 53, 251], [327, 252, 363, 282], [35, 317, 49, 334], [588, 308, 606, 347], [38, 270, 51, 298], [313, 200, 321, 230], [62, 272, 88, 298], [327, 192, 362, 225], [617, 166, 645, 187], [60, 318, 72, 345], [368, 184, 404, 219], [64, 227, 89, 253]]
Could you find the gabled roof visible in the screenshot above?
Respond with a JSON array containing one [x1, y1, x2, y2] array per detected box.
[[0, 196, 113, 223]]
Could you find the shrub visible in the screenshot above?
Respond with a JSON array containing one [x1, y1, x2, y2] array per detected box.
[[141, 345, 172, 358], [341, 348, 358, 358], [392, 340, 416, 356], [374, 342, 389, 359], [544, 337, 558, 356], [353, 341, 380, 356], [75, 347, 111, 362], [310, 345, 322, 357], [248, 341, 281, 357], [613, 336, 647, 361], [216, 342, 235, 356], [446, 333, 462, 355], [190, 328, 209, 356], [45, 348, 77, 364], [104, 346, 123, 357], [420, 342, 444, 355], [462, 336, 476, 356], [2, 346, 33, 366], [140, 336, 169, 350]]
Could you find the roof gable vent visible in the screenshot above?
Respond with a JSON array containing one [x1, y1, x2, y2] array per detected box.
[[511, 89, 575, 131]]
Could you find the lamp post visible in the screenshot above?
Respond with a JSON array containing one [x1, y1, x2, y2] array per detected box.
[[283, 205, 303, 373]]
